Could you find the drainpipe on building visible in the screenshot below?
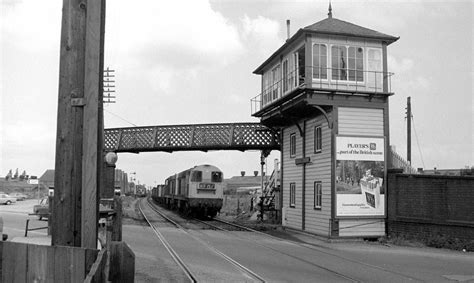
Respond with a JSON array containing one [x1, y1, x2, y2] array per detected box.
[[302, 120, 306, 231], [280, 131, 284, 225], [260, 152, 266, 221]]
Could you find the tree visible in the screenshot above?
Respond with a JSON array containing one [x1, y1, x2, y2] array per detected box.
[[13, 168, 19, 179], [19, 170, 27, 181], [5, 169, 12, 181]]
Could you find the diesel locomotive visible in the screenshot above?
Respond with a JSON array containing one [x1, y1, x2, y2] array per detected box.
[[151, 164, 224, 218]]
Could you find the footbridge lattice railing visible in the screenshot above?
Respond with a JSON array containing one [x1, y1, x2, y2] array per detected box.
[[104, 123, 281, 153]]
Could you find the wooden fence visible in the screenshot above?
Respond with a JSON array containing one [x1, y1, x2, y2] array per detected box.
[[387, 169, 474, 243], [1, 241, 99, 282]]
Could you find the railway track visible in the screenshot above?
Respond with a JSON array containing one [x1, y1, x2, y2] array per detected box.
[[138, 198, 197, 282], [139, 198, 267, 282], [210, 218, 423, 282], [146, 198, 361, 282], [193, 217, 249, 231], [144, 198, 422, 282]]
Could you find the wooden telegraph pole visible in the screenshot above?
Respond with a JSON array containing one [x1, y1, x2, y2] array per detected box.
[[406, 97, 412, 165], [53, 0, 106, 248]]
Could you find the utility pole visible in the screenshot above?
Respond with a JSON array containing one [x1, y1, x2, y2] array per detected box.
[[53, 0, 106, 248], [406, 97, 412, 165]]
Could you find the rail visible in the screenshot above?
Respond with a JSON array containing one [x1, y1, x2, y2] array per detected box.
[[138, 199, 197, 282], [143, 198, 266, 282], [251, 66, 394, 115]]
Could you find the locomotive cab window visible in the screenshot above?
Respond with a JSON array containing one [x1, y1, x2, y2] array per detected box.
[[191, 171, 202, 182], [211, 171, 222, 182]]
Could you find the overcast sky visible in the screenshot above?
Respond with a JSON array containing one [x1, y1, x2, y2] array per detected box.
[[1, 0, 472, 186]]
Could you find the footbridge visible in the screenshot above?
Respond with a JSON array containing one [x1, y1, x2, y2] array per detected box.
[[104, 122, 281, 153]]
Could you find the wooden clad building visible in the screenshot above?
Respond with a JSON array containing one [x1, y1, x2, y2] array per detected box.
[[251, 8, 398, 237]]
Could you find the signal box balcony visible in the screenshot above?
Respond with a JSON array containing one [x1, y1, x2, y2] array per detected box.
[[251, 66, 393, 117]]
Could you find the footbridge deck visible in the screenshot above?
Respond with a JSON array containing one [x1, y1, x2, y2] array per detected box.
[[104, 123, 281, 153]]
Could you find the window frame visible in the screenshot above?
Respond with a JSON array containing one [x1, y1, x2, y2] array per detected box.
[[272, 64, 281, 101], [314, 125, 322, 154], [211, 171, 222, 183], [191, 171, 202, 182], [366, 47, 383, 90], [314, 181, 322, 210], [330, 44, 365, 83], [312, 43, 328, 80], [290, 182, 296, 208], [348, 46, 364, 82], [290, 133, 296, 158], [263, 72, 271, 106], [282, 59, 289, 93], [293, 52, 299, 88]]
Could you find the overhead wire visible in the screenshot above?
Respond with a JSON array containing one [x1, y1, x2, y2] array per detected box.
[[104, 109, 138, 127]]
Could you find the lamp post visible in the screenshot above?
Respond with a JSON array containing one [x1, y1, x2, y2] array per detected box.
[[129, 172, 136, 195], [104, 152, 118, 198]]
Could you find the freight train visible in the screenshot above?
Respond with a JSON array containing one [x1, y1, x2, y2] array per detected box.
[[151, 164, 224, 218], [135, 185, 147, 198]]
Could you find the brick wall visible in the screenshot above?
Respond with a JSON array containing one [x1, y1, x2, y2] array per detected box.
[[387, 169, 474, 242]]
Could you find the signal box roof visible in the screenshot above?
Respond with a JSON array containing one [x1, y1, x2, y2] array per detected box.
[[254, 16, 399, 74], [304, 17, 399, 43]]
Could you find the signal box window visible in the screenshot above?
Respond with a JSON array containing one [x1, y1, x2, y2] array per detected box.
[[191, 171, 202, 182], [290, 183, 296, 207], [290, 133, 296, 158], [332, 45, 347, 81], [348, 46, 364, 82], [314, 181, 322, 210], [272, 65, 281, 100], [211, 171, 222, 182], [283, 60, 289, 92], [313, 44, 328, 79], [331, 45, 364, 82], [314, 126, 322, 153]]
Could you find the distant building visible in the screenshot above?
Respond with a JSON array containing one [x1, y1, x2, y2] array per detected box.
[[419, 167, 474, 176], [223, 171, 267, 194], [114, 169, 129, 195], [39, 168, 133, 195], [39, 169, 55, 188]]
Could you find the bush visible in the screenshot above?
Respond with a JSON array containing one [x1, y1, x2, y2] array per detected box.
[[426, 234, 474, 252]]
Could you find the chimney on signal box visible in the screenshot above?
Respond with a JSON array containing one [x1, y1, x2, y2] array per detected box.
[[286, 19, 291, 41]]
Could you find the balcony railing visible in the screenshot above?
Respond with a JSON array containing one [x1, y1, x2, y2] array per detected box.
[[251, 66, 394, 116]]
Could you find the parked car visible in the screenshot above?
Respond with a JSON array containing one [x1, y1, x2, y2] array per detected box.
[[9, 192, 28, 201], [33, 197, 49, 220], [0, 194, 17, 205]]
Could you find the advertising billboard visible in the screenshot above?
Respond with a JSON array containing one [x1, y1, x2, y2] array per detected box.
[[335, 136, 385, 217]]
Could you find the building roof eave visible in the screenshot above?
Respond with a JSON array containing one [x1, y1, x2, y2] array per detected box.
[[253, 29, 305, 75], [253, 17, 399, 75], [302, 28, 400, 44]]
